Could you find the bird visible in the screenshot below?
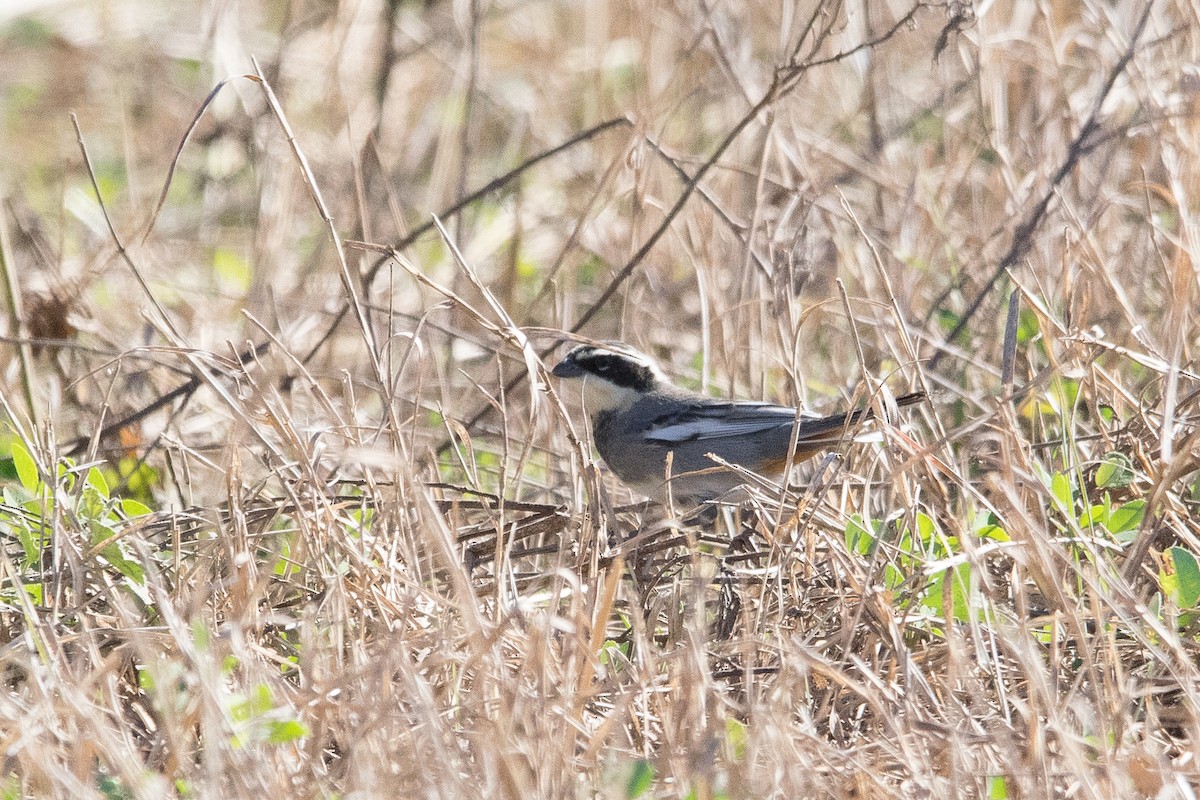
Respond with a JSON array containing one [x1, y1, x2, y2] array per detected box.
[[551, 341, 924, 503]]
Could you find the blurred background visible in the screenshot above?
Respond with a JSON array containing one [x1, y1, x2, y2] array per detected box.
[[8, 0, 1167, 502], [3, 2, 1200, 798]]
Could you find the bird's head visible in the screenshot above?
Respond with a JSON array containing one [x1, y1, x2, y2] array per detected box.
[[551, 342, 669, 414]]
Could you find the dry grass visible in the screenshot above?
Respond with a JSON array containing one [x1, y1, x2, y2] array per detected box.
[[1, 0, 1199, 797]]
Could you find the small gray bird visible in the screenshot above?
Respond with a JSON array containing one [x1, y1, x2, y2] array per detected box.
[[552, 341, 924, 502]]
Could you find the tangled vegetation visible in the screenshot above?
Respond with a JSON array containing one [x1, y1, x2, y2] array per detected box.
[[1, 1, 1198, 797]]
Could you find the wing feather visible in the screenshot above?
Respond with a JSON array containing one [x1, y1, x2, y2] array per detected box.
[[643, 402, 805, 444]]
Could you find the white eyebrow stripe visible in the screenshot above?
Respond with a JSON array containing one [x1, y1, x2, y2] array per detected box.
[[588, 349, 659, 371]]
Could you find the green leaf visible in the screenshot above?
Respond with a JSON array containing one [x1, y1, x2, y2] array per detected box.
[[1095, 452, 1134, 489], [230, 696, 253, 724], [10, 515, 43, 567], [915, 512, 936, 544], [626, 760, 654, 798], [1106, 500, 1145, 536], [976, 524, 1010, 542], [11, 442, 38, 491], [23, 583, 43, 605], [599, 639, 628, 666], [266, 719, 309, 744], [249, 683, 273, 715], [1049, 377, 1080, 413], [56, 460, 74, 489], [936, 308, 963, 338], [883, 563, 905, 591], [1016, 308, 1040, 345], [91, 520, 146, 586], [1168, 547, 1200, 608], [86, 466, 110, 498], [949, 563, 973, 621], [115, 457, 160, 501], [1050, 473, 1074, 518], [928, 563, 972, 622], [96, 774, 132, 800], [120, 498, 153, 518], [845, 515, 874, 555]]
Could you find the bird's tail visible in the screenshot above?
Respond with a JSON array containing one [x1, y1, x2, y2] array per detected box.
[[796, 390, 926, 441]]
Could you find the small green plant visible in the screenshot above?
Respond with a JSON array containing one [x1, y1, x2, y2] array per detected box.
[[1160, 546, 1200, 630], [626, 759, 654, 799], [1038, 463, 1146, 545], [229, 683, 310, 747], [2, 440, 155, 604], [845, 510, 1008, 625]]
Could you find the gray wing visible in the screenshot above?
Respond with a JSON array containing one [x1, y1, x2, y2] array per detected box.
[[643, 400, 865, 446], [642, 402, 805, 444]]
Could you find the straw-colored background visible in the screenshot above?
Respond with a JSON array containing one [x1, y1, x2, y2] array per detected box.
[[1, 1, 1197, 797]]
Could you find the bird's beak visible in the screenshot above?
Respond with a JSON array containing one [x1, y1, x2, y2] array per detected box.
[[551, 357, 584, 378]]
